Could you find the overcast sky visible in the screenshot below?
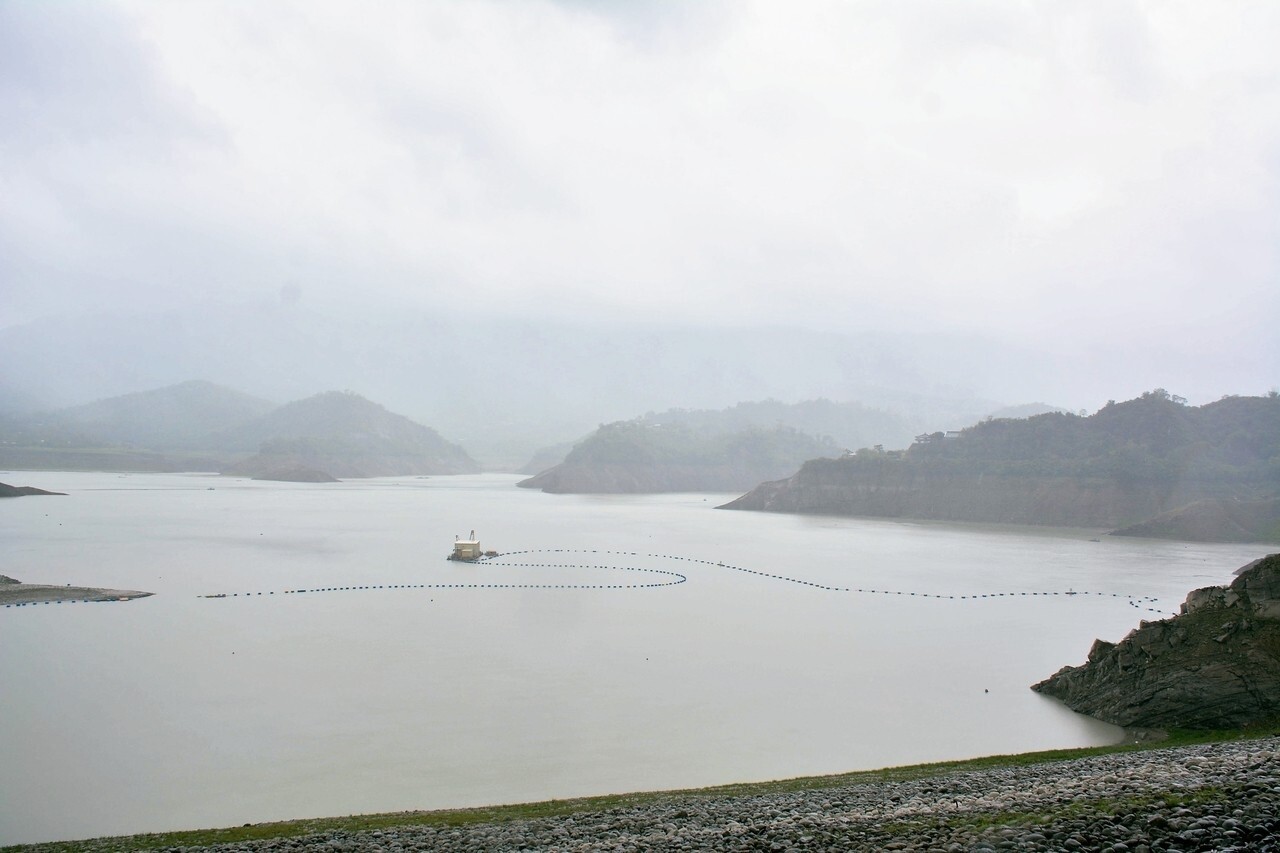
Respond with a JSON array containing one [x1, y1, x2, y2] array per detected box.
[[2, 0, 1277, 400]]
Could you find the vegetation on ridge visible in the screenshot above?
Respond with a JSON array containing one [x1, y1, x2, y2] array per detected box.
[[217, 391, 479, 477], [519, 418, 839, 493], [903, 389, 1280, 485], [724, 390, 1280, 539]]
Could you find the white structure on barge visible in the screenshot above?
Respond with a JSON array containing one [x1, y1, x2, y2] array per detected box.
[[449, 530, 484, 562]]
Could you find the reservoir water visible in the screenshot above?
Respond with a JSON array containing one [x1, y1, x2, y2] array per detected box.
[[0, 472, 1267, 844]]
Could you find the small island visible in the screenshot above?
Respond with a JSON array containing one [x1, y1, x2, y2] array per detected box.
[[1, 574, 153, 607]]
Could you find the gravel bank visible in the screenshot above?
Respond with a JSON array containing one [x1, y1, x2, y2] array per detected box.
[[56, 736, 1280, 853]]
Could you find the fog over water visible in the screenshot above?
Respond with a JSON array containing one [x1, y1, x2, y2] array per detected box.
[[2, 2, 1278, 845], [0, 473, 1269, 844]]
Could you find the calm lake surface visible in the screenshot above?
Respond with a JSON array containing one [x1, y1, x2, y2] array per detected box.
[[0, 472, 1268, 844]]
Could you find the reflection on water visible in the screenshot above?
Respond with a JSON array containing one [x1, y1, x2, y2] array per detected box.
[[0, 472, 1265, 844]]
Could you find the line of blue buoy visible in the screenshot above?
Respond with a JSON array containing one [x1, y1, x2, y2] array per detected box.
[[195, 548, 1171, 615]]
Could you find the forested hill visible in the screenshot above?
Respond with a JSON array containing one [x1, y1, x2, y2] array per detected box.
[[0, 384, 478, 477], [4, 380, 275, 450], [215, 391, 479, 477], [518, 420, 838, 494], [906, 390, 1279, 483], [721, 391, 1280, 540], [515, 397, 1051, 476]]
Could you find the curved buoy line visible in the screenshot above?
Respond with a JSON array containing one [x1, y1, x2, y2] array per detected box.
[[197, 548, 1173, 616]]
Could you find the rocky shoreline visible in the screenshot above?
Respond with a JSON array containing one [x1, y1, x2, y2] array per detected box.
[[39, 736, 1280, 853], [1033, 554, 1280, 729]]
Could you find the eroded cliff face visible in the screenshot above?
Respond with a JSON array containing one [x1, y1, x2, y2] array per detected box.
[[1032, 554, 1280, 729], [718, 459, 1234, 530]]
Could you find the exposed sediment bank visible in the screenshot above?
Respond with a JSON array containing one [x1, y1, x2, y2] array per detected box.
[[0, 576, 152, 607]]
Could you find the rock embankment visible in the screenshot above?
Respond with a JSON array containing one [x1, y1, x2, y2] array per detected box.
[[1034, 554, 1280, 728], [58, 737, 1280, 852]]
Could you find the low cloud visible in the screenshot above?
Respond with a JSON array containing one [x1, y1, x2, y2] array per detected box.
[[1, 0, 1276, 397]]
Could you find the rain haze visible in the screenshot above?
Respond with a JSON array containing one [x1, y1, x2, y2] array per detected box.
[[5, 3, 1280, 846], [3, 0, 1278, 459]]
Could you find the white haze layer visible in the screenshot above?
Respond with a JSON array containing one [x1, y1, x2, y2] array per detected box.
[[1, 0, 1277, 421]]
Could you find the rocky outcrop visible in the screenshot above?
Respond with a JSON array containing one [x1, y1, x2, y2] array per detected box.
[[1111, 497, 1280, 543], [1032, 554, 1280, 728], [0, 481, 65, 497]]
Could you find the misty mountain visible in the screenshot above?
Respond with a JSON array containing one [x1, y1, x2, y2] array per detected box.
[[635, 399, 914, 449], [0, 383, 479, 477], [216, 390, 479, 477], [517, 398, 909, 478], [723, 390, 1280, 540], [518, 440, 584, 476], [519, 398, 1067, 476], [20, 380, 276, 450], [519, 421, 839, 494], [0, 301, 1027, 467]]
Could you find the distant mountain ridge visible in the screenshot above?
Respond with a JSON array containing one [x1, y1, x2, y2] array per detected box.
[[517, 398, 1069, 489], [31, 380, 276, 449], [0, 302, 1038, 466], [0, 383, 478, 477], [721, 391, 1280, 541]]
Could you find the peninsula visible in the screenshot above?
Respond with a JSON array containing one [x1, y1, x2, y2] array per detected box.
[[721, 391, 1280, 541], [0, 481, 65, 497], [0, 575, 153, 607]]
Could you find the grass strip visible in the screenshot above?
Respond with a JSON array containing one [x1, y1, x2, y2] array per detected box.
[[6, 724, 1277, 853]]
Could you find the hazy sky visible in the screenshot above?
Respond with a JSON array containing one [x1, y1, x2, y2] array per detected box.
[[2, 0, 1277, 397]]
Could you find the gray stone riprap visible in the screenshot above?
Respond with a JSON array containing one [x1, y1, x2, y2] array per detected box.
[[141, 737, 1280, 852]]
